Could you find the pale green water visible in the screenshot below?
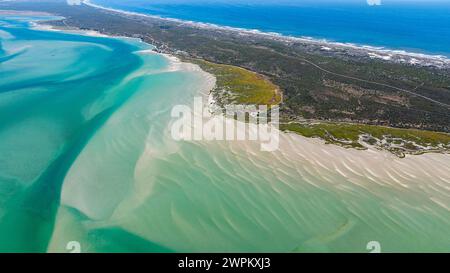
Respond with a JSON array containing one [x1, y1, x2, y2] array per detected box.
[[0, 17, 449, 253]]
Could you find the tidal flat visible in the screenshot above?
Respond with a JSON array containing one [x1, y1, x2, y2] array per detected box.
[[0, 5, 449, 253]]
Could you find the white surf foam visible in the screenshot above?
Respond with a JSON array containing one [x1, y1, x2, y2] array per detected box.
[[83, 0, 450, 68]]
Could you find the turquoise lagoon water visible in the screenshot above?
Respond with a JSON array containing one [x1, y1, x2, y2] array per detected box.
[[1, 17, 450, 253]]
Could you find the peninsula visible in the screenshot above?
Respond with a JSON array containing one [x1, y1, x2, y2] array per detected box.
[[2, 0, 449, 156]]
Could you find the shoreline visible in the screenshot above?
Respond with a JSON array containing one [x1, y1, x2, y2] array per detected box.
[[84, 0, 450, 69], [3, 3, 449, 131], [3, 8, 450, 254], [29, 19, 217, 93], [29, 16, 218, 118], [24, 13, 450, 158], [3, 9, 449, 158]]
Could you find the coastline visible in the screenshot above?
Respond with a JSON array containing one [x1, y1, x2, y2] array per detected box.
[[83, 0, 450, 69], [82, 19, 443, 223], [3, 2, 448, 130], [2, 12, 450, 253], [29, 17, 215, 84], [23, 11, 450, 158]]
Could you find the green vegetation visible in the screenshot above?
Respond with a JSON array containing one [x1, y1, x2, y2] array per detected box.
[[194, 58, 450, 157], [10, 1, 449, 132], [6, 1, 449, 156], [281, 122, 450, 157], [190, 59, 281, 106]]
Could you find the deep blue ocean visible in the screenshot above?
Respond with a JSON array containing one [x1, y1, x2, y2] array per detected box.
[[91, 0, 450, 57]]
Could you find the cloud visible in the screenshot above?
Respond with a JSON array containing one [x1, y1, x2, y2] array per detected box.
[[367, 0, 381, 6]]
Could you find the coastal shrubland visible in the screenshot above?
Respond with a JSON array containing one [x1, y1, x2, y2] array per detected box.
[[22, 1, 449, 132], [3, 1, 449, 155], [189, 59, 281, 106], [281, 122, 450, 157]]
